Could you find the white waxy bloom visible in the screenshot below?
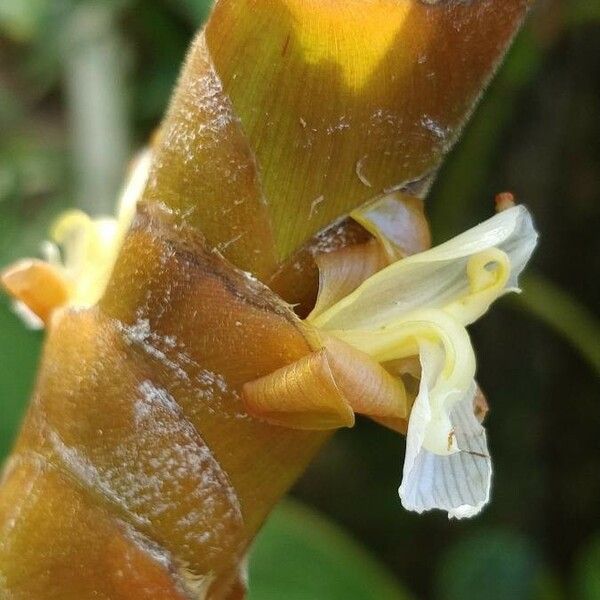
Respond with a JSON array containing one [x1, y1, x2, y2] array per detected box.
[[309, 205, 538, 518]]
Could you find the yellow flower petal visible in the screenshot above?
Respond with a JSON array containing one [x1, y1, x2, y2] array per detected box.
[[310, 205, 537, 331], [51, 210, 119, 307]]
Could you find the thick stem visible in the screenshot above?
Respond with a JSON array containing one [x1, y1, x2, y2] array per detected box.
[[0, 1, 531, 598]]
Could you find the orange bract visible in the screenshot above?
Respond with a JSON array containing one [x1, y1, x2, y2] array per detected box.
[[243, 334, 409, 431], [1, 259, 70, 324]]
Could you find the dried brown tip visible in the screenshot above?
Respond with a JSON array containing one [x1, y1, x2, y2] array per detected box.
[[1, 259, 70, 324], [495, 191, 517, 213], [474, 386, 490, 424]]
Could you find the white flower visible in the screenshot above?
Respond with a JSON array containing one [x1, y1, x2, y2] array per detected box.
[[309, 205, 538, 518]]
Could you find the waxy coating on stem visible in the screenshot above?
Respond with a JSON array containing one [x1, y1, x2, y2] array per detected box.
[[0, 1, 533, 598]]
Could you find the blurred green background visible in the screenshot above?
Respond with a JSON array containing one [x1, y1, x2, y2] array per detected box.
[[0, 1, 599, 599]]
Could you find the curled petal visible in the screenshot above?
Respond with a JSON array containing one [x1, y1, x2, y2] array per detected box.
[[309, 241, 387, 320], [267, 217, 370, 317], [350, 193, 431, 261], [1, 259, 70, 325], [307, 192, 432, 319], [333, 310, 476, 456], [243, 335, 407, 431], [242, 348, 356, 430], [323, 336, 408, 423], [333, 308, 475, 376], [310, 205, 537, 331], [399, 353, 491, 519]]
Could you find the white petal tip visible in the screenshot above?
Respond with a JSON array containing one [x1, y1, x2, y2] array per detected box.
[[11, 301, 44, 330], [448, 502, 487, 520], [399, 379, 492, 520]]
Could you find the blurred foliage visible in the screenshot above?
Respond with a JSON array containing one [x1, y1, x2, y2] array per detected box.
[[249, 500, 410, 600], [573, 535, 600, 600], [516, 274, 600, 374], [434, 529, 545, 600], [0, 299, 41, 458], [0, 0, 598, 598]]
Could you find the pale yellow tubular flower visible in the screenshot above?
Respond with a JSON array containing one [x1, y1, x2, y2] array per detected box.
[[47, 148, 152, 311], [307, 205, 538, 518], [310, 205, 537, 331]]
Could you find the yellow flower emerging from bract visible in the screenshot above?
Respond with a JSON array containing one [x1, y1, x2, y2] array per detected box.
[[2, 149, 152, 326], [50, 148, 153, 309], [308, 205, 538, 517]]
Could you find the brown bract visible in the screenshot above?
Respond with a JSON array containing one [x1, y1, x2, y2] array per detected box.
[[205, 0, 532, 260], [2, 205, 325, 598]]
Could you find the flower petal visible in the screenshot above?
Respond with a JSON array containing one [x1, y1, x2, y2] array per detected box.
[[399, 343, 491, 519], [332, 309, 476, 455], [1, 259, 70, 325], [46, 148, 152, 309], [350, 192, 431, 261], [308, 241, 388, 320], [52, 211, 120, 306], [310, 205, 537, 331]]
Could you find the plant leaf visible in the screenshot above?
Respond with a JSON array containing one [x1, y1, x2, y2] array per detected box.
[[513, 273, 600, 374], [249, 499, 412, 600], [434, 529, 544, 600]]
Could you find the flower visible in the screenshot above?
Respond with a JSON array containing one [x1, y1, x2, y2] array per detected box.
[[309, 204, 537, 517], [3, 146, 538, 519], [1, 149, 151, 325], [244, 202, 538, 519]]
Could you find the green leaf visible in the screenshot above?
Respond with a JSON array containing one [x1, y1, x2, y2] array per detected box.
[[0, 298, 42, 460], [514, 273, 600, 375], [434, 529, 544, 600], [167, 0, 213, 25], [573, 535, 600, 600], [248, 499, 411, 600]]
